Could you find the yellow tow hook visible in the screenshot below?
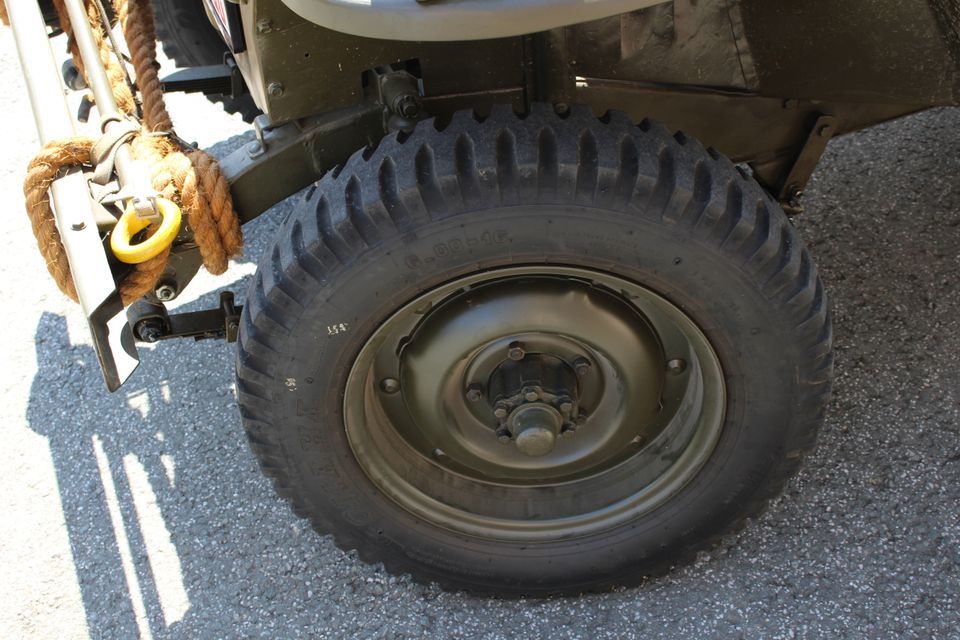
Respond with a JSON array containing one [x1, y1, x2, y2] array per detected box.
[[109, 197, 182, 264]]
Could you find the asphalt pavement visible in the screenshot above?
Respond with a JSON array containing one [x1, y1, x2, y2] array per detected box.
[[0, 25, 958, 640]]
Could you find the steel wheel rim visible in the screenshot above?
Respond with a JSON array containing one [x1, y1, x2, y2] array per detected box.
[[343, 266, 726, 542]]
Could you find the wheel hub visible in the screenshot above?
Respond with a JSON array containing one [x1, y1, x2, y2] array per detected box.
[[393, 276, 668, 479], [343, 266, 726, 540], [481, 348, 583, 455], [509, 403, 563, 456]]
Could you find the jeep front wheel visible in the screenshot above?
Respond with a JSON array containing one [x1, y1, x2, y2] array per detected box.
[[236, 105, 832, 594]]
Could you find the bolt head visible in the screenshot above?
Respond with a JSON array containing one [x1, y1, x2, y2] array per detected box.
[[496, 428, 512, 444], [559, 401, 573, 413], [523, 389, 540, 402], [493, 406, 508, 419], [267, 82, 284, 98], [666, 358, 687, 375], [256, 18, 273, 33], [138, 324, 163, 343], [393, 95, 421, 119], [507, 341, 525, 361], [155, 284, 177, 301], [465, 384, 483, 402], [574, 357, 591, 376], [379, 378, 400, 394]]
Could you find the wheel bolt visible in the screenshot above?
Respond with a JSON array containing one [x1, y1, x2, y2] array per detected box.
[[574, 357, 591, 377], [380, 378, 400, 394], [496, 428, 512, 443], [667, 358, 687, 374], [559, 401, 573, 413], [493, 404, 509, 419], [507, 341, 525, 361], [523, 389, 540, 402], [465, 384, 484, 402], [561, 423, 577, 437]]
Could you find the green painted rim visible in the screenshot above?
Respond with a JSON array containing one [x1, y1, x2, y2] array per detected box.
[[343, 266, 726, 542]]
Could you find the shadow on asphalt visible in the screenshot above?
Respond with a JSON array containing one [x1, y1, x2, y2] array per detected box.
[[30, 311, 194, 637], [21, 132, 330, 638], [27, 290, 257, 638]]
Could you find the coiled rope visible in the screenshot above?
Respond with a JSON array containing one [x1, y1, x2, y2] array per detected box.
[[5, 0, 242, 305]]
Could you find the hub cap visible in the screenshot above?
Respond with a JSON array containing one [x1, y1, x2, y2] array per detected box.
[[343, 266, 725, 541]]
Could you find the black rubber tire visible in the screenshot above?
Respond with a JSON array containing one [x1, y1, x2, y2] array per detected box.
[[152, 0, 260, 122], [236, 104, 833, 595]]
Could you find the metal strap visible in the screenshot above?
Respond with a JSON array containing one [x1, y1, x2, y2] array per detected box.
[[91, 117, 140, 186]]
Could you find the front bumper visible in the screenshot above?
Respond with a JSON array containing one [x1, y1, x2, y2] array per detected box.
[[7, 0, 139, 390]]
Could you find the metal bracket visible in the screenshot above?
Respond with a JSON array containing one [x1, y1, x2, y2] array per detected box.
[[160, 55, 247, 98], [220, 104, 385, 224], [777, 114, 838, 215], [245, 114, 272, 158], [375, 69, 424, 133], [128, 292, 242, 344]]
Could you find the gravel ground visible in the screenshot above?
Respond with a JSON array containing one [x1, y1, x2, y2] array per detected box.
[[1, 25, 959, 640]]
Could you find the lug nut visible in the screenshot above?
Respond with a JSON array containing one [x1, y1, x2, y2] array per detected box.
[[559, 401, 573, 413], [496, 428, 512, 444], [573, 357, 591, 377], [380, 378, 400, 394], [666, 358, 687, 375], [523, 388, 540, 402], [465, 384, 484, 402], [493, 405, 508, 419], [507, 341, 525, 361]]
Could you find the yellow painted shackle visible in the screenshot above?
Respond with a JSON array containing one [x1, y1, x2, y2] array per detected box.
[[109, 197, 182, 264]]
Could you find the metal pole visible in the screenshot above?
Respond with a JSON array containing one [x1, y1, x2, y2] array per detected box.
[[61, 0, 140, 190], [6, 0, 141, 390], [8, 0, 77, 142]]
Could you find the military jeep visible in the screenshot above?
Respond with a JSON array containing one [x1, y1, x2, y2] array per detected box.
[[7, 0, 959, 594]]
